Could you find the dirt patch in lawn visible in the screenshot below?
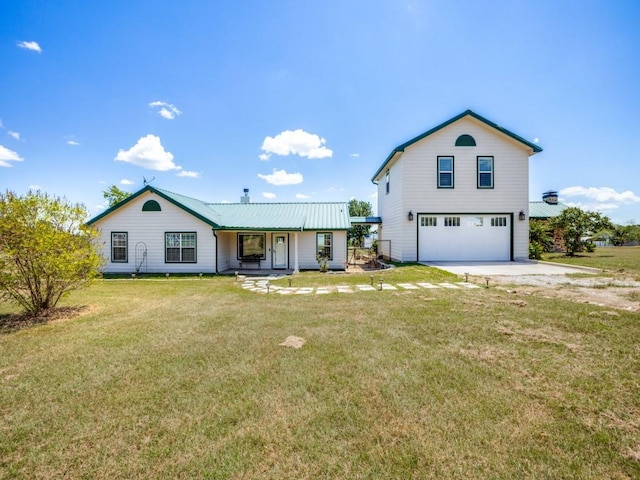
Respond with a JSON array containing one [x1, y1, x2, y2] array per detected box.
[[485, 274, 640, 312]]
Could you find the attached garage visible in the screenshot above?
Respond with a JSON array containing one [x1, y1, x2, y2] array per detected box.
[[418, 214, 513, 261]]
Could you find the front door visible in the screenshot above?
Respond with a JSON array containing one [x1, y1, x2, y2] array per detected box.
[[273, 235, 287, 269]]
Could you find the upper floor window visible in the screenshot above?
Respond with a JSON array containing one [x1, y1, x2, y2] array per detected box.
[[477, 156, 494, 188], [111, 232, 128, 263], [385, 171, 390, 194], [438, 156, 454, 188], [165, 232, 197, 263]]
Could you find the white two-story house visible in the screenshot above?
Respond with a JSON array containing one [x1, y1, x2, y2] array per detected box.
[[371, 110, 542, 262]]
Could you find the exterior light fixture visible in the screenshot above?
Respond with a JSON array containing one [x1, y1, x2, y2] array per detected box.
[[519, 210, 526, 221], [408, 211, 414, 221]]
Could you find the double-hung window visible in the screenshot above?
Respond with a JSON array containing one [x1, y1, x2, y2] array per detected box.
[[317, 233, 333, 260], [165, 232, 197, 263], [477, 156, 494, 188], [385, 171, 390, 194], [111, 232, 128, 263], [438, 157, 454, 188]]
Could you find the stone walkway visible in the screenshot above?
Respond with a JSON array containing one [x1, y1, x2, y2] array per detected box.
[[241, 279, 481, 294]]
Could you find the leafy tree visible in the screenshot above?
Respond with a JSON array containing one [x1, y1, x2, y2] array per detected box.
[[528, 219, 552, 259], [347, 199, 373, 247], [103, 185, 131, 207], [0, 190, 104, 315], [611, 223, 640, 246], [550, 206, 612, 256]]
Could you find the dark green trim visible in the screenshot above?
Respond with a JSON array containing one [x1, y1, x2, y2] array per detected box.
[[87, 185, 221, 228], [165, 231, 198, 263], [437, 156, 454, 189], [455, 134, 476, 146], [142, 199, 161, 211], [371, 109, 542, 183], [110, 231, 128, 263], [477, 156, 494, 189]]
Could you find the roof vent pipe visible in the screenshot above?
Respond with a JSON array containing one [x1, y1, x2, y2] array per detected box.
[[241, 188, 250, 204]]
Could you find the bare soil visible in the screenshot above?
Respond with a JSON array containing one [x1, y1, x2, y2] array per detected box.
[[485, 273, 640, 312]]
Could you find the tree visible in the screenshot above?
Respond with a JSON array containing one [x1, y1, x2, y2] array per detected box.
[[347, 199, 373, 247], [550, 206, 612, 256], [103, 185, 131, 207], [528, 219, 553, 259], [0, 190, 104, 315]]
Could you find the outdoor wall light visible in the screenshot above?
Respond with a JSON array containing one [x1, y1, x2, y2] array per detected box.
[[519, 210, 526, 221], [408, 211, 414, 221]]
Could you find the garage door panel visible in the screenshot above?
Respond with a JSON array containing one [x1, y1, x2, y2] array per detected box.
[[418, 215, 510, 261]]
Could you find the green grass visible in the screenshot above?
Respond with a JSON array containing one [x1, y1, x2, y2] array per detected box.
[[1, 268, 639, 479], [543, 245, 640, 276]]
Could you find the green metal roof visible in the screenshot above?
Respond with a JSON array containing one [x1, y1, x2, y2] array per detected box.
[[372, 109, 543, 183], [87, 186, 351, 231], [529, 201, 569, 219], [350, 216, 382, 224]]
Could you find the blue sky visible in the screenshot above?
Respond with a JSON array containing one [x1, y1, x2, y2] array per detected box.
[[2, 0, 640, 223]]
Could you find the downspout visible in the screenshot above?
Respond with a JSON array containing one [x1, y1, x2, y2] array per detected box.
[[212, 228, 219, 274]]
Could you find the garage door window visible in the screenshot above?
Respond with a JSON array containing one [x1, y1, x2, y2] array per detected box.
[[438, 157, 454, 188], [491, 217, 507, 227], [444, 216, 460, 227], [421, 217, 437, 227]]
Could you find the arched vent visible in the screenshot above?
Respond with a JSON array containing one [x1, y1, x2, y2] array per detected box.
[[142, 200, 161, 212], [455, 134, 476, 147]]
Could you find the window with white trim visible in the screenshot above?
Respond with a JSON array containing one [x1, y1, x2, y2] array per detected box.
[[491, 217, 507, 227], [111, 232, 128, 263], [444, 216, 460, 227], [317, 232, 333, 260], [477, 156, 494, 188], [421, 216, 437, 227], [165, 232, 197, 263], [438, 156, 454, 188]]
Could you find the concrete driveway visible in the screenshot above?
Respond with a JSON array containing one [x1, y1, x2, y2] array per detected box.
[[423, 261, 601, 276]]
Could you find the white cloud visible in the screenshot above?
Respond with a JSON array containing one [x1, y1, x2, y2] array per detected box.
[[115, 134, 179, 171], [261, 129, 333, 159], [258, 153, 271, 161], [295, 193, 310, 199], [257, 168, 303, 186], [564, 201, 619, 212], [29, 185, 41, 190], [66, 139, 80, 146], [149, 101, 181, 120], [0, 144, 24, 167], [120, 179, 134, 185], [262, 192, 277, 199], [8, 131, 20, 140], [176, 169, 200, 178], [17, 40, 42, 53], [349, 153, 360, 158], [560, 186, 640, 204]]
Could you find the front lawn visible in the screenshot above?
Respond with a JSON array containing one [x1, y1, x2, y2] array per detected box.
[[543, 245, 640, 276], [1, 269, 639, 478]]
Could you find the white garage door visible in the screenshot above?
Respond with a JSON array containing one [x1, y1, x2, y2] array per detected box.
[[418, 214, 511, 261]]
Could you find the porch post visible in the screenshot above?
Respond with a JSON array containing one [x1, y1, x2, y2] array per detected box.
[[294, 232, 299, 273]]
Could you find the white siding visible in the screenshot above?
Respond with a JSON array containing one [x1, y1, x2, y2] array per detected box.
[[376, 154, 406, 262], [93, 192, 217, 273], [376, 116, 531, 261]]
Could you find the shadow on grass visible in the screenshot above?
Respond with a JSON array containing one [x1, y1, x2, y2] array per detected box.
[[0, 306, 87, 334]]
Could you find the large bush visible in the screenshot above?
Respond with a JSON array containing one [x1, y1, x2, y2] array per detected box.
[[0, 190, 104, 314]]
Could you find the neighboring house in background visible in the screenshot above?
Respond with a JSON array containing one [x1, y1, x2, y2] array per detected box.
[[87, 186, 350, 274], [371, 110, 542, 262], [529, 190, 569, 252]]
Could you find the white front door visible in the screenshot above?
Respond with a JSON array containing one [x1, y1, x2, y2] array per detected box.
[[273, 235, 287, 269]]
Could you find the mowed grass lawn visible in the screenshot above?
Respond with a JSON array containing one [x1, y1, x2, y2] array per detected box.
[[1, 265, 639, 479]]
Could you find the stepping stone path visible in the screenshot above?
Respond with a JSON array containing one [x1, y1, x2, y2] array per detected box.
[[241, 279, 481, 294]]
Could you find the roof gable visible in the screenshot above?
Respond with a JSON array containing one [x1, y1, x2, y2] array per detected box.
[[372, 109, 543, 182], [87, 186, 350, 231]]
